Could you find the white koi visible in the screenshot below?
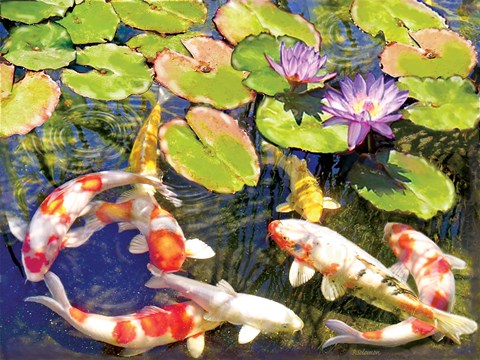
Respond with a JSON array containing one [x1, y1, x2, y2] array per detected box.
[[145, 264, 304, 344], [268, 219, 477, 344], [26, 272, 222, 358]]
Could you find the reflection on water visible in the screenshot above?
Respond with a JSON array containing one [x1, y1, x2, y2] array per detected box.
[[1, 0, 479, 359]]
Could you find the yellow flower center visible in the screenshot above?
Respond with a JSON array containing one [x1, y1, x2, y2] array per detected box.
[[353, 99, 381, 119]]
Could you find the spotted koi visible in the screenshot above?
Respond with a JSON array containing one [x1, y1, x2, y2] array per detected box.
[[268, 219, 477, 344], [25, 272, 222, 357]]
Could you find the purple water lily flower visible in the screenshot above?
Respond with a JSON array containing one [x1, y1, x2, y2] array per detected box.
[[322, 72, 409, 150], [265, 41, 336, 85]]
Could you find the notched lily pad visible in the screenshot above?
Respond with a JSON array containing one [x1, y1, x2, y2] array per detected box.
[[0, 0, 74, 24], [348, 150, 456, 219], [62, 43, 153, 100], [255, 96, 349, 153], [154, 36, 254, 109], [1, 65, 61, 137], [350, 0, 446, 44], [0, 22, 75, 70], [214, 0, 320, 49], [159, 107, 259, 193], [111, 0, 207, 34], [56, 0, 119, 44], [397, 76, 480, 130], [127, 32, 200, 61], [380, 28, 477, 78]]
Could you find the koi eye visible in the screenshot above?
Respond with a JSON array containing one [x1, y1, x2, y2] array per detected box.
[[293, 243, 302, 252], [282, 323, 289, 328]]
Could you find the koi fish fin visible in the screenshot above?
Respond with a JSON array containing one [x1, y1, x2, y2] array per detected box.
[[148, 178, 182, 208], [444, 254, 466, 270], [145, 264, 169, 289], [62, 227, 92, 248], [216, 279, 237, 296], [116, 189, 143, 203], [118, 222, 136, 233], [431, 331, 445, 342], [289, 260, 316, 287], [276, 198, 294, 213], [203, 311, 225, 322], [137, 305, 170, 316], [388, 261, 410, 283], [187, 333, 206, 359], [261, 141, 286, 168], [185, 238, 215, 259], [322, 319, 365, 348], [6, 213, 28, 241], [120, 347, 154, 357], [80, 200, 108, 238], [129, 234, 149, 254], [321, 276, 346, 301], [238, 324, 261, 344], [322, 197, 341, 210], [24, 272, 71, 317], [430, 307, 478, 344]]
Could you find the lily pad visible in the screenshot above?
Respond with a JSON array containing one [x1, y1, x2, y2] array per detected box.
[[255, 96, 349, 153], [62, 43, 153, 100], [153, 36, 254, 109], [56, 0, 119, 44], [380, 28, 477, 78], [159, 107, 259, 193], [213, 0, 321, 49], [1, 66, 61, 138], [127, 32, 200, 61], [0, 0, 74, 24], [348, 150, 456, 219], [111, 0, 207, 34], [397, 76, 480, 131], [350, 0, 446, 45], [0, 22, 75, 70]]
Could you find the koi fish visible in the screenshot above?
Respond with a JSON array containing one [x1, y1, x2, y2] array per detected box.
[[10, 170, 177, 282], [323, 222, 467, 348], [146, 264, 304, 344], [26, 272, 222, 358], [268, 219, 478, 344], [79, 192, 215, 272], [263, 143, 340, 222]]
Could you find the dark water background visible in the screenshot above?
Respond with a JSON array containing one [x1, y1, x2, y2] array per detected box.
[[1, 0, 479, 359]]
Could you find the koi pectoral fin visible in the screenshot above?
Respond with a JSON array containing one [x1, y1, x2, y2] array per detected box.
[[185, 239, 215, 259], [187, 333, 206, 359], [129, 234, 149, 254], [444, 254, 466, 270], [289, 260, 316, 287], [119, 347, 154, 357], [238, 324, 261, 344], [6, 213, 28, 241], [276, 202, 294, 213], [322, 197, 341, 210], [321, 276, 346, 301]]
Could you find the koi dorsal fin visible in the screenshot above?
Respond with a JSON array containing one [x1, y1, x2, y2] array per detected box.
[[203, 311, 224, 322], [216, 279, 237, 296], [388, 261, 410, 283], [137, 305, 170, 316], [187, 332, 206, 358], [321, 276, 346, 301], [238, 324, 261, 344], [289, 260, 316, 287], [444, 254, 466, 270]]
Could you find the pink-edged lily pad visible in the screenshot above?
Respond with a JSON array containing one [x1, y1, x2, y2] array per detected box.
[[380, 28, 477, 78], [154, 36, 254, 109], [214, 0, 321, 49], [1, 64, 60, 138], [159, 107, 260, 193]]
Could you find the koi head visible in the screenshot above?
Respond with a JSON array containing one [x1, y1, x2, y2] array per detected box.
[[22, 231, 60, 282], [148, 229, 186, 272], [383, 222, 415, 259]]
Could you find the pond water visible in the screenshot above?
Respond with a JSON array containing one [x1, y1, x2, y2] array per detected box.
[[1, 0, 479, 359]]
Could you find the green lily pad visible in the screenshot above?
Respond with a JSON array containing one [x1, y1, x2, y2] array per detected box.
[[0, 0, 74, 24], [397, 76, 480, 131], [350, 0, 446, 45], [348, 150, 456, 219], [1, 22, 75, 70], [255, 96, 349, 153], [111, 0, 207, 34], [62, 43, 153, 100], [56, 0, 119, 44], [213, 0, 321, 48], [127, 32, 200, 61], [159, 107, 259, 193], [380, 28, 477, 78], [153, 36, 254, 109], [1, 66, 61, 138]]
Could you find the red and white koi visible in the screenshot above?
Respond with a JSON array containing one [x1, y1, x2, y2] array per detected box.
[[146, 264, 304, 344], [323, 222, 467, 348], [268, 219, 477, 344], [80, 192, 214, 272], [10, 170, 176, 282], [26, 272, 222, 358]]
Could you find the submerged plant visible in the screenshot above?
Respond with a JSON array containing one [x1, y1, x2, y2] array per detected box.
[[265, 41, 336, 86], [322, 73, 409, 150]]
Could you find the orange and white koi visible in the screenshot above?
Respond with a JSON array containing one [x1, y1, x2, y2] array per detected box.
[[80, 192, 214, 273], [26, 272, 222, 358], [146, 264, 304, 344], [10, 170, 176, 282], [268, 219, 477, 344], [323, 222, 467, 348]]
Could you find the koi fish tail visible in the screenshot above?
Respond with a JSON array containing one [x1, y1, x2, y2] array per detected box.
[[322, 320, 369, 348], [145, 264, 168, 289], [144, 177, 182, 208], [260, 141, 285, 168], [24, 272, 71, 318], [431, 308, 478, 344]]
